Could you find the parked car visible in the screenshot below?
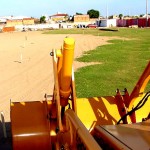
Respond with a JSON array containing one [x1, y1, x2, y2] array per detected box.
[[77, 24, 86, 28], [86, 24, 98, 28]]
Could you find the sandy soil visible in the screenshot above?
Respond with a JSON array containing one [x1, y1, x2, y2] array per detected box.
[[0, 31, 117, 121]]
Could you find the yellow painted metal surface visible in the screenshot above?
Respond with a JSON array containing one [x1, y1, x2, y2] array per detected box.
[[94, 120, 150, 150], [52, 49, 63, 130], [94, 126, 130, 150], [60, 109, 102, 149], [11, 101, 51, 150], [9, 37, 150, 149], [60, 38, 75, 101], [128, 61, 150, 110], [76, 95, 150, 130], [76, 96, 120, 130]]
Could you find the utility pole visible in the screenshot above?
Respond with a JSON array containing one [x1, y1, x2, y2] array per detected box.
[[146, 0, 148, 27], [106, 0, 108, 19]]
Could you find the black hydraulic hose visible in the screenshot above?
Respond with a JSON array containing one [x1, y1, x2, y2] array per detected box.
[[117, 91, 150, 125]]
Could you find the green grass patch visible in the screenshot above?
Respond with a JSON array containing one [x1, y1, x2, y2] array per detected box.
[[45, 28, 150, 98], [43, 28, 94, 34], [74, 28, 150, 97], [44, 28, 149, 38]]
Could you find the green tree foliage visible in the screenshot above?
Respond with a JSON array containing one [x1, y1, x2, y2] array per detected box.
[[40, 16, 46, 23], [87, 9, 100, 18], [140, 14, 144, 17], [76, 12, 83, 15], [119, 14, 123, 19]]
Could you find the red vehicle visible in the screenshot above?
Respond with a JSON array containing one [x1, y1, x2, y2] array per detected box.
[[86, 24, 98, 28]]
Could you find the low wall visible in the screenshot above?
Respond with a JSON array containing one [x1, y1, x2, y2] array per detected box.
[[2, 26, 15, 32]]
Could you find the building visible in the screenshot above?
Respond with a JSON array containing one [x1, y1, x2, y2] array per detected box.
[[109, 15, 119, 19], [6, 19, 22, 27], [98, 19, 117, 27], [6, 18, 34, 27], [0, 16, 34, 27], [0, 16, 35, 32], [73, 15, 90, 22], [22, 18, 35, 25], [0, 18, 6, 25], [50, 13, 68, 22]]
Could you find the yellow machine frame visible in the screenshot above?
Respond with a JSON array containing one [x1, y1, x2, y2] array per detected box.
[[10, 37, 150, 149]]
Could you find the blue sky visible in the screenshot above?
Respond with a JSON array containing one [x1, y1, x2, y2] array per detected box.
[[0, 0, 149, 18]]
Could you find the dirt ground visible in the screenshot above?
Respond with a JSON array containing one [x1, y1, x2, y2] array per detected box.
[[0, 31, 117, 121]]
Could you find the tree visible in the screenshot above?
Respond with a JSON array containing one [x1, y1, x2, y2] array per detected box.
[[87, 9, 100, 18], [40, 16, 46, 23], [76, 12, 83, 15], [140, 14, 144, 17], [119, 14, 123, 19]]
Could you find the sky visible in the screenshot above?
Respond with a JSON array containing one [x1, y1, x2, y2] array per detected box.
[[0, 0, 149, 18]]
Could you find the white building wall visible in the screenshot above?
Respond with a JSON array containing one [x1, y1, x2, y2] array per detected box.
[[107, 19, 116, 27], [98, 19, 117, 27]]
